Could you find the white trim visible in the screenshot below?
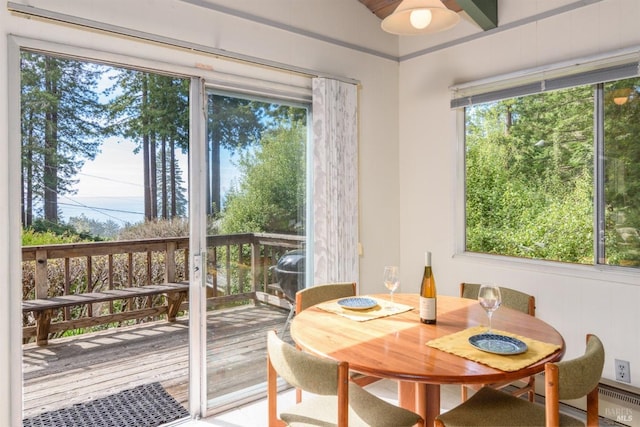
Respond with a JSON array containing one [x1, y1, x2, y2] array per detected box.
[[188, 77, 208, 419], [8, 0, 605, 65], [452, 251, 640, 287], [10, 35, 312, 104], [450, 45, 640, 99], [178, 0, 398, 63], [6, 1, 361, 85], [453, 108, 466, 256], [401, 0, 604, 62], [7, 35, 25, 427]]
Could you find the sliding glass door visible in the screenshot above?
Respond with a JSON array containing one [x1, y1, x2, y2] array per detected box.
[[198, 88, 310, 414], [12, 36, 313, 423]]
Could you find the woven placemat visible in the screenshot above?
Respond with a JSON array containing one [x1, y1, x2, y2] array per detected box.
[[317, 297, 413, 321], [23, 382, 189, 427], [426, 326, 562, 372]]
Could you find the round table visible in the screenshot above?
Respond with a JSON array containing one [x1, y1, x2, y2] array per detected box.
[[290, 293, 565, 426]]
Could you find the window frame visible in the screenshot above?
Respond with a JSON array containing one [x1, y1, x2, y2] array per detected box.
[[452, 48, 640, 283]]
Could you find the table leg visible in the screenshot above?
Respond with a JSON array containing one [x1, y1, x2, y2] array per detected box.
[[398, 381, 440, 427]]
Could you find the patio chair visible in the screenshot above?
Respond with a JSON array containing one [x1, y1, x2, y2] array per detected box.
[[434, 334, 604, 427], [460, 282, 537, 401], [266, 330, 424, 427]]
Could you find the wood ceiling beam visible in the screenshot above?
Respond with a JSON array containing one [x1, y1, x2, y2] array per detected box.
[[456, 0, 497, 30]]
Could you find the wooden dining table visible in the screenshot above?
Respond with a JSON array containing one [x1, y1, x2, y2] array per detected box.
[[290, 293, 565, 427]]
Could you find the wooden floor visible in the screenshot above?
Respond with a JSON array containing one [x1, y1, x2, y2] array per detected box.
[[22, 301, 292, 420]]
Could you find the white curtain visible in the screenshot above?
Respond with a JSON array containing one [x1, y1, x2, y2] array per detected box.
[[311, 78, 359, 284]]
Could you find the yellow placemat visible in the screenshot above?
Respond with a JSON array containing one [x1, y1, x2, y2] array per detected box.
[[426, 326, 562, 372], [316, 297, 413, 321]]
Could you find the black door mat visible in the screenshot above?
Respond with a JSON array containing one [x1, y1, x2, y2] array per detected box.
[[23, 382, 190, 427]]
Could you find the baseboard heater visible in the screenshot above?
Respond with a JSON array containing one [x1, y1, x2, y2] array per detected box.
[[597, 380, 640, 426], [521, 377, 639, 426]]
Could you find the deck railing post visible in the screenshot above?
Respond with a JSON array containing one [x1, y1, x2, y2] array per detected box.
[[35, 249, 48, 299], [251, 240, 259, 292], [165, 241, 177, 283]]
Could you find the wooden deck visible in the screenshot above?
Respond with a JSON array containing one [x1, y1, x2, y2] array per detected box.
[[22, 302, 292, 420]]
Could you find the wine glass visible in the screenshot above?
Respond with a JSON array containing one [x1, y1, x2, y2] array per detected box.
[[383, 266, 399, 308], [478, 284, 502, 333]]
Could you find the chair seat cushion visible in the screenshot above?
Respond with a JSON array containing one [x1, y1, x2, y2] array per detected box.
[[436, 387, 584, 427], [280, 395, 369, 427], [281, 392, 420, 427]]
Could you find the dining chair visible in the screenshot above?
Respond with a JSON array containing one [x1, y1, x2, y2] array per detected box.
[[460, 282, 537, 401], [434, 334, 604, 427], [295, 281, 356, 312], [293, 282, 381, 401], [279, 281, 356, 338], [267, 330, 424, 427]]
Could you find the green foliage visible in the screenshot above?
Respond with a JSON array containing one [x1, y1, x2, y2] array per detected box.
[[219, 117, 306, 234], [118, 217, 189, 239], [465, 85, 595, 264], [22, 228, 83, 246], [67, 214, 121, 239], [22, 219, 102, 245]]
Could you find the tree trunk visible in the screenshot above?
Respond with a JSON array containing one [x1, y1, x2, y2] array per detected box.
[[43, 57, 59, 223], [23, 111, 35, 227], [150, 131, 158, 219], [170, 141, 177, 218], [143, 133, 151, 221], [142, 76, 152, 221], [161, 136, 168, 219]]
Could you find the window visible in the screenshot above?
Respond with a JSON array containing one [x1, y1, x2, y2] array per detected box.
[[458, 60, 640, 268]]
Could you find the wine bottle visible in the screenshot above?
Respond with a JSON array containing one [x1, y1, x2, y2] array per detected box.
[[419, 251, 437, 324]]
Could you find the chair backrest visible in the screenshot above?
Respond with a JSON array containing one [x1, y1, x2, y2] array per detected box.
[[460, 282, 535, 316], [266, 330, 424, 427], [267, 329, 350, 425], [545, 334, 604, 427], [295, 282, 356, 314]]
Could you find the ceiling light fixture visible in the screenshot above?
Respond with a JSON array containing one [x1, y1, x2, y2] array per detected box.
[[381, 0, 460, 35]]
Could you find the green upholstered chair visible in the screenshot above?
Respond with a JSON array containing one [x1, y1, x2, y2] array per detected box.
[[460, 282, 535, 318], [266, 330, 424, 427], [295, 282, 357, 313], [460, 282, 537, 401], [293, 282, 380, 401], [435, 334, 605, 427], [281, 282, 356, 338]]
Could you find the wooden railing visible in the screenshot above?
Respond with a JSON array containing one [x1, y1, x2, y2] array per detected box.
[[21, 233, 304, 344]]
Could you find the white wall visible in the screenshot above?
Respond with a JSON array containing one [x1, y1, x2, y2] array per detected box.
[[0, 1, 400, 424], [399, 0, 640, 388]]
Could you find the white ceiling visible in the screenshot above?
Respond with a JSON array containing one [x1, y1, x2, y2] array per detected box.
[[180, 0, 604, 61]]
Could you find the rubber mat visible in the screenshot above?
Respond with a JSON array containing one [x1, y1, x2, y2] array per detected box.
[[23, 382, 189, 427]]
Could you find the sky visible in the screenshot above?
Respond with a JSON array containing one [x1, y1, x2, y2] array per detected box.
[[59, 138, 156, 224], [75, 139, 147, 197], [59, 138, 239, 225]]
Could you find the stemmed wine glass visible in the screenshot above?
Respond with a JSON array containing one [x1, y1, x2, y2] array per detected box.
[[383, 266, 399, 308], [478, 284, 502, 333]]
